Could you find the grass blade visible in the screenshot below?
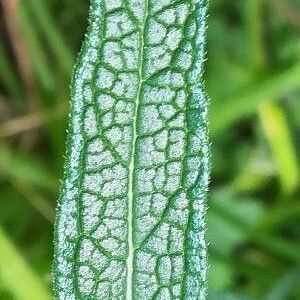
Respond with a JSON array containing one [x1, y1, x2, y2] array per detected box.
[[259, 102, 299, 194], [0, 226, 52, 300], [0, 143, 58, 191]]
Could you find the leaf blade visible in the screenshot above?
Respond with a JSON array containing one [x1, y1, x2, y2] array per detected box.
[[54, 1, 209, 299], [0, 226, 52, 300]]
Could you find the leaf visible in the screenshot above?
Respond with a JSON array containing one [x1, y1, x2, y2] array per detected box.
[[0, 143, 58, 192], [16, 2, 55, 91], [208, 291, 255, 300], [54, 0, 209, 299], [265, 268, 300, 300], [0, 43, 24, 103], [259, 102, 300, 194], [0, 226, 52, 300], [23, 0, 73, 74], [210, 62, 300, 135], [208, 260, 234, 291], [208, 189, 264, 255]]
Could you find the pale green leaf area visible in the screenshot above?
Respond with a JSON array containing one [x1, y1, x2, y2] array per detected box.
[[259, 102, 299, 194], [54, 0, 209, 299], [0, 227, 52, 300]]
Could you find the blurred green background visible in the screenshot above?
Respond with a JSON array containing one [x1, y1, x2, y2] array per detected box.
[[0, 0, 299, 299]]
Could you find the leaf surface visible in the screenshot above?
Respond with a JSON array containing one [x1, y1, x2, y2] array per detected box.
[[54, 0, 209, 299]]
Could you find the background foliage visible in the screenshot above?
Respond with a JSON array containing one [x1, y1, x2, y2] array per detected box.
[[0, 0, 299, 299]]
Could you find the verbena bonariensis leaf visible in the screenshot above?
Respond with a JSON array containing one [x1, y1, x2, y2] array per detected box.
[[54, 0, 209, 299]]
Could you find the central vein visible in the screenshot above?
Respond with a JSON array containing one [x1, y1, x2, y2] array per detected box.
[[126, 1, 148, 299]]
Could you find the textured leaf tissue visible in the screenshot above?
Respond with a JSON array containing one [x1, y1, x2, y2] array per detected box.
[[54, 0, 209, 299]]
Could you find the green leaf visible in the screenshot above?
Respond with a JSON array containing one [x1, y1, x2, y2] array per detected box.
[[208, 260, 234, 291], [210, 62, 300, 135], [0, 143, 58, 192], [0, 226, 52, 300], [23, 0, 73, 74], [259, 102, 300, 194], [0, 43, 24, 104], [54, 0, 209, 299], [208, 189, 264, 255], [208, 291, 255, 300], [16, 2, 55, 92], [265, 268, 300, 300]]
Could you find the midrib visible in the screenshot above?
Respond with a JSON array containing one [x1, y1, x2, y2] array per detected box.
[[126, 1, 148, 299]]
